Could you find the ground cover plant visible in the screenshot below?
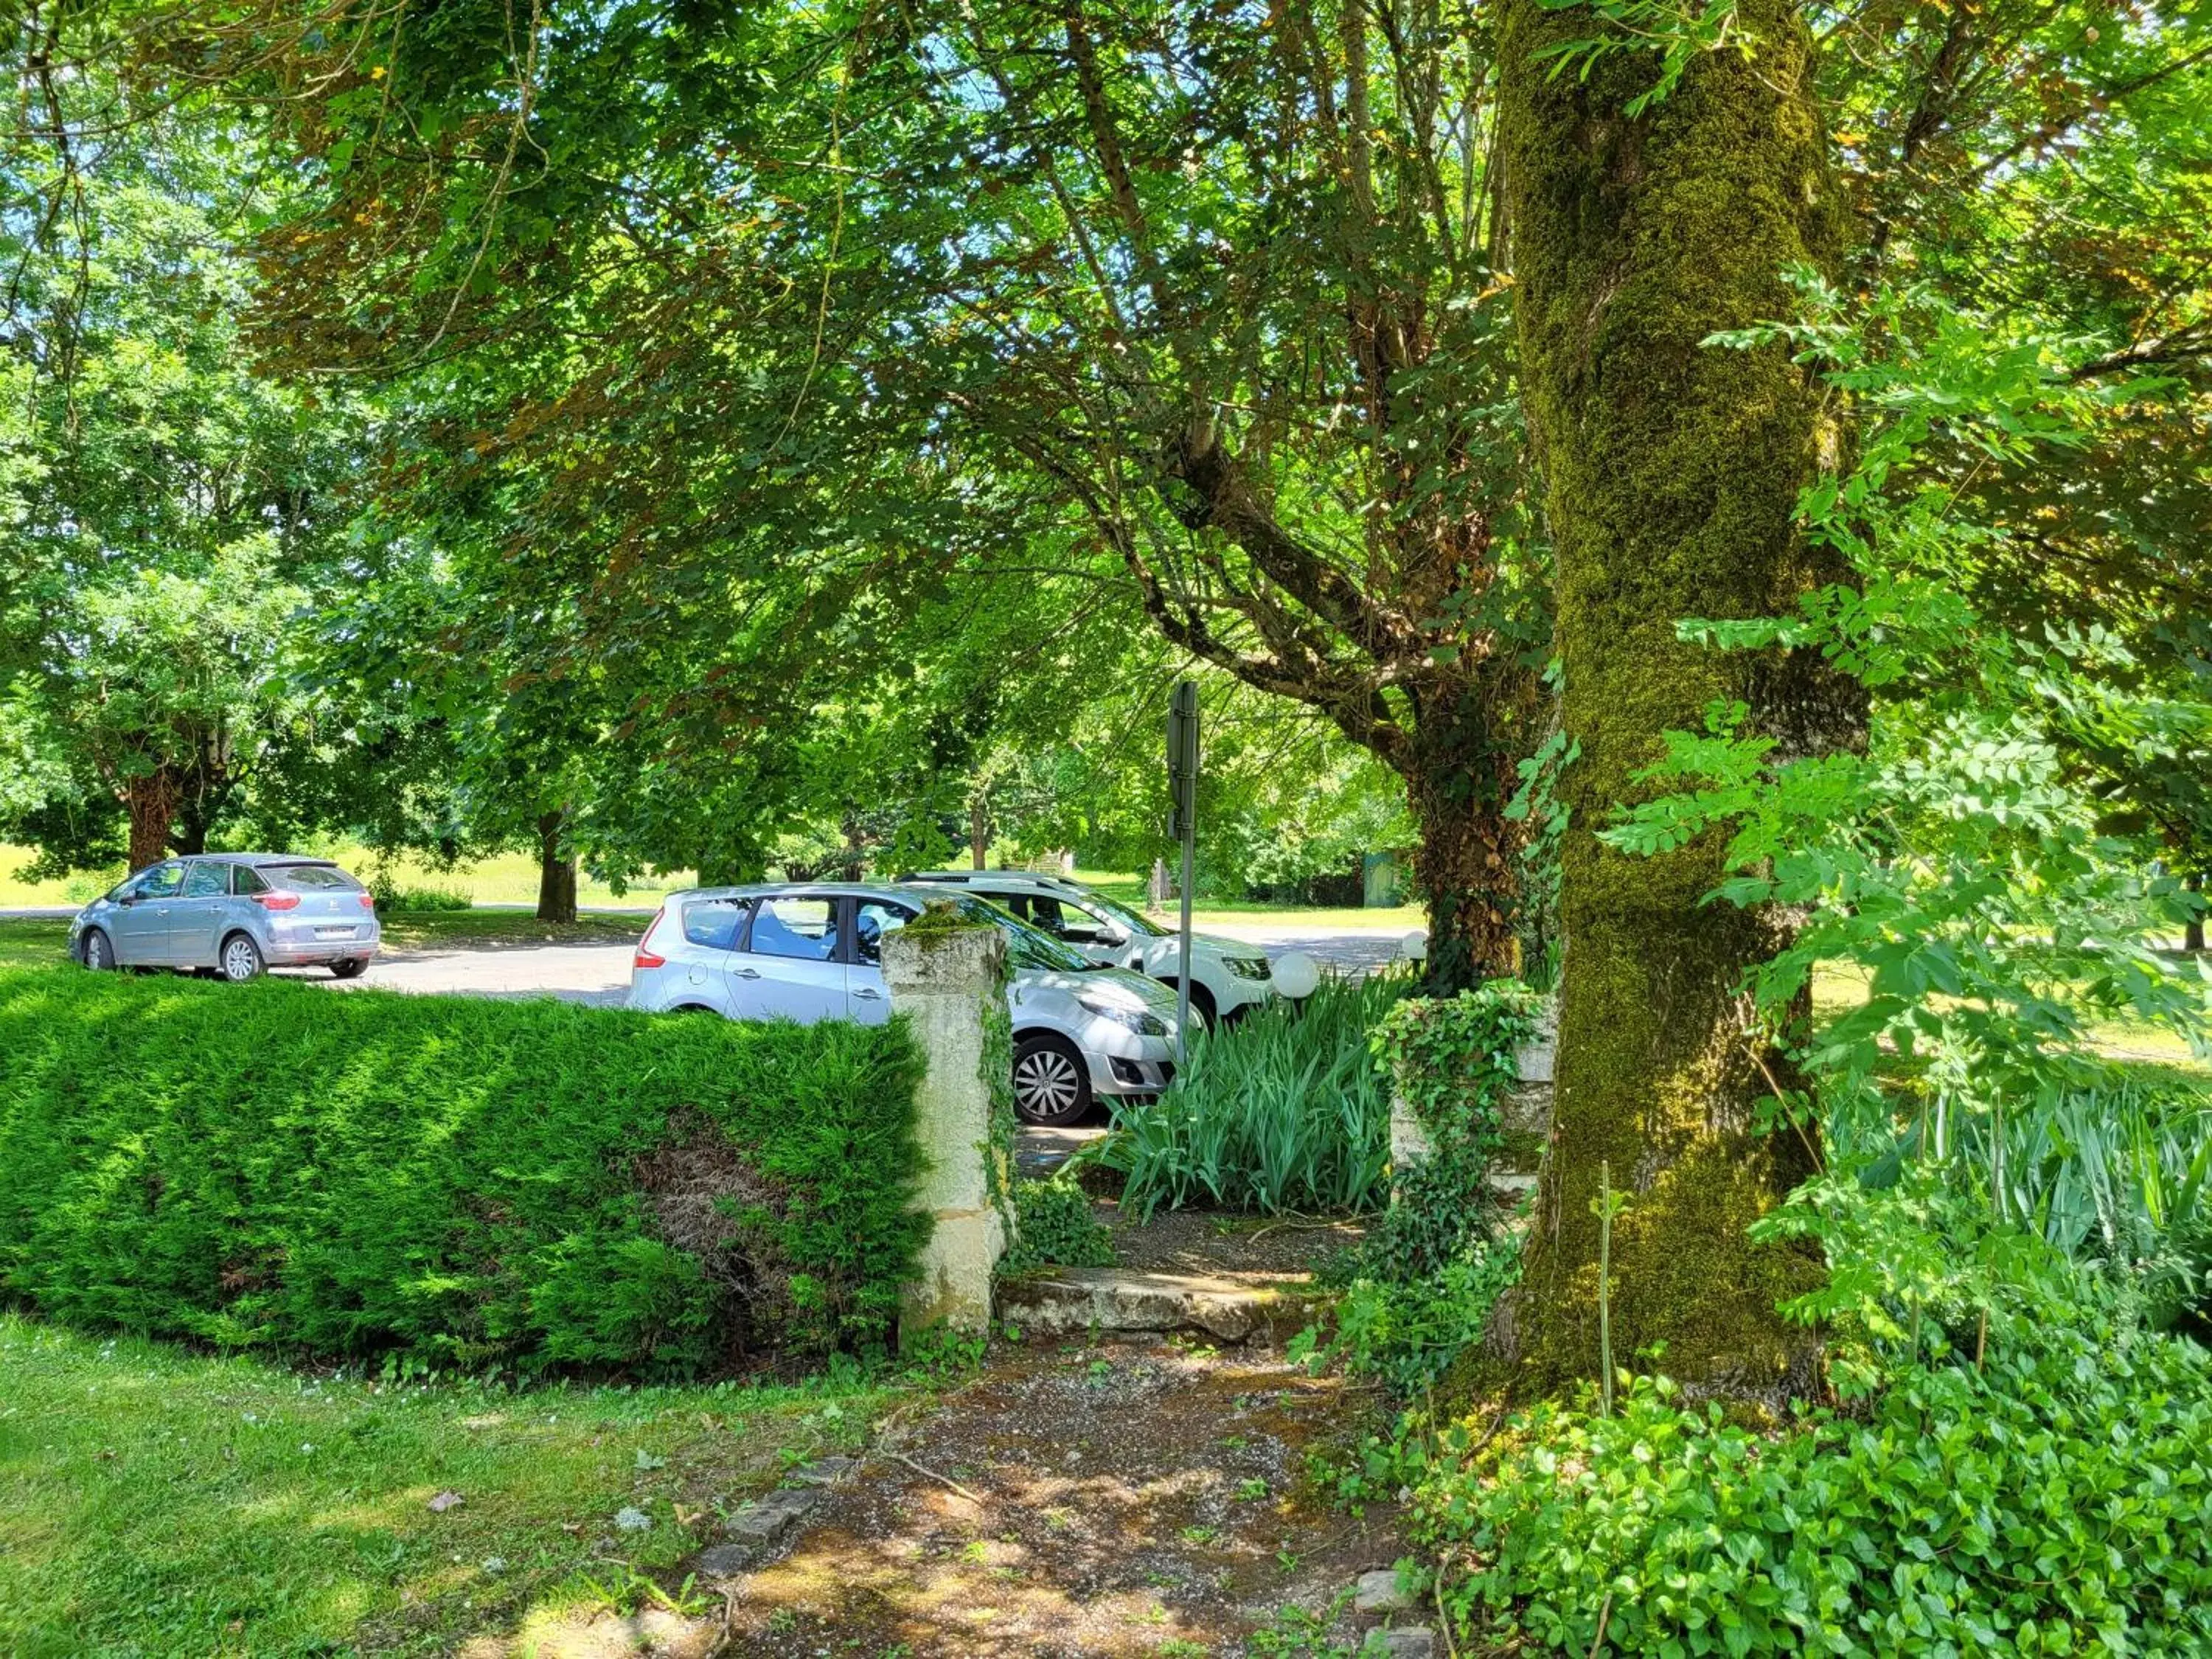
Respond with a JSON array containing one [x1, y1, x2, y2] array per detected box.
[[1087, 969, 1416, 1217], [0, 967, 928, 1369], [0, 1312, 894, 1658]]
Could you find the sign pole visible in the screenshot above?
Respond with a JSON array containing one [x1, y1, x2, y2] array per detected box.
[[1167, 680, 1200, 1064]]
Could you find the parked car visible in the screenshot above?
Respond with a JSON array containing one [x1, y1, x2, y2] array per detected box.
[[71, 855, 382, 981], [625, 882, 1181, 1124], [899, 869, 1277, 1026]]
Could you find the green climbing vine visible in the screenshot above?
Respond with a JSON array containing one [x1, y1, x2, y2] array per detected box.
[[1355, 983, 1545, 1281]]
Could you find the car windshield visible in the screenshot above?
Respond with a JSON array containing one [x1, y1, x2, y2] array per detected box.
[[945, 894, 1096, 973], [1070, 889, 1165, 938]]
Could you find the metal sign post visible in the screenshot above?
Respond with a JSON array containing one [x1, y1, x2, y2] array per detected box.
[[1166, 680, 1200, 1063]]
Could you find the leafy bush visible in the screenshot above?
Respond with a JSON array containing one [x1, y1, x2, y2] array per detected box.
[[1867, 1074, 2212, 1332], [1087, 969, 1413, 1217], [1420, 1206, 2212, 1655], [998, 1176, 1114, 1275], [1297, 984, 1540, 1394], [1297, 1239, 1522, 1395], [367, 874, 473, 911], [0, 967, 928, 1371]]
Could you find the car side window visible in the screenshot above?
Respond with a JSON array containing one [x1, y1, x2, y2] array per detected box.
[[748, 897, 838, 961], [181, 863, 229, 899], [231, 865, 269, 896], [854, 901, 915, 964], [133, 862, 185, 900], [682, 898, 748, 950], [1023, 895, 1068, 933]]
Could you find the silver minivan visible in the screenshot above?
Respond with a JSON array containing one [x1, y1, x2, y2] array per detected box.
[[625, 882, 1181, 1124], [69, 854, 382, 981]]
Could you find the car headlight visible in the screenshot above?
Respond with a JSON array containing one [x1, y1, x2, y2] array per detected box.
[[1079, 996, 1166, 1036], [1225, 956, 1273, 980]]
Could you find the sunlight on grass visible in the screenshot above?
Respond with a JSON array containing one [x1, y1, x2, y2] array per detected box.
[[0, 842, 691, 912], [1071, 867, 1425, 933], [0, 1315, 900, 1658]]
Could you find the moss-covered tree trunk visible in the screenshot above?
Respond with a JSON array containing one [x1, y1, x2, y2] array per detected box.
[[1408, 667, 1543, 994], [1486, 0, 1860, 1399]]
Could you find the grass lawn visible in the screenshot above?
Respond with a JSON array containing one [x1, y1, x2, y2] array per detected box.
[[375, 909, 654, 950], [1070, 866, 1425, 934], [0, 1315, 900, 1658], [0, 912, 650, 964], [0, 844, 692, 914]]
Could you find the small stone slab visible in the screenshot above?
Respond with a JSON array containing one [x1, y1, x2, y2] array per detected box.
[[725, 1486, 819, 1545], [1368, 1628, 1435, 1658], [791, 1455, 858, 1487], [1354, 1568, 1415, 1614], [996, 1267, 1324, 1343], [693, 1543, 754, 1578]]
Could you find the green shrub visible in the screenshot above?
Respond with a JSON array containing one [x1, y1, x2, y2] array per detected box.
[[1087, 970, 1414, 1217], [0, 967, 928, 1371], [1295, 1239, 1522, 1395], [998, 1176, 1114, 1275], [367, 874, 473, 911], [1868, 1074, 2212, 1332]]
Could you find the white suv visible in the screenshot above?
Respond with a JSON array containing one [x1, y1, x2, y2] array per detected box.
[[900, 870, 1277, 1026]]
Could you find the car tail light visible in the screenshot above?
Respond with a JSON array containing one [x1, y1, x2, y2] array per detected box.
[[358, 893, 376, 909], [633, 907, 668, 970], [255, 892, 300, 911]]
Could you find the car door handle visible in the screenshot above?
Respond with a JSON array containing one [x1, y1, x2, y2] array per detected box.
[[732, 967, 761, 979], [852, 987, 883, 1001]]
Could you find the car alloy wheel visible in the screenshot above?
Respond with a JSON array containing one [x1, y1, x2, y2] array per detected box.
[[220, 935, 264, 983], [83, 930, 111, 970], [1012, 1038, 1088, 1125]]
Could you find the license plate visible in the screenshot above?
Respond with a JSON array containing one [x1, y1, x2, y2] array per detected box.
[[314, 927, 357, 940]]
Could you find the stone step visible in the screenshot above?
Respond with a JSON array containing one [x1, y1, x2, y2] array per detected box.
[[997, 1267, 1326, 1343]]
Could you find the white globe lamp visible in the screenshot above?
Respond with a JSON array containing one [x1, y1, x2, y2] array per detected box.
[[1401, 930, 1430, 963], [1270, 950, 1321, 1001]]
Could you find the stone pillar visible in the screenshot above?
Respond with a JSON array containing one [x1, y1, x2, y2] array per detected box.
[[882, 920, 1009, 1343], [1388, 1001, 1557, 1203]]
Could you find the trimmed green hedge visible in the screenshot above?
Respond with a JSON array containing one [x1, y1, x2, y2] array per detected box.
[[0, 967, 928, 1371]]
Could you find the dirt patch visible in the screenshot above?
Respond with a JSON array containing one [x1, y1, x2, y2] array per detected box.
[[1101, 1200, 1366, 1280], [714, 1333, 1399, 1656]]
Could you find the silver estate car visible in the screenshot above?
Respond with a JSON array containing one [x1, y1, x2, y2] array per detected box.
[[625, 882, 1181, 1125], [70, 854, 382, 981]]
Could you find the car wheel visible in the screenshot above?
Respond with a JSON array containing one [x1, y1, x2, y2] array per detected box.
[[219, 933, 265, 983], [330, 959, 368, 981], [1160, 980, 1214, 1031], [1012, 1034, 1093, 1126], [81, 928, 114, 971]]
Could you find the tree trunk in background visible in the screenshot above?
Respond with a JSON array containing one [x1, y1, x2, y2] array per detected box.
[[125, 769, 176, 870], [970, 795, 989, 869], [535, 810, 578, 923], [2187, 873, 2205, 953], [1484, 0, 1860, 1401], [1406, 671, 1538, 993]]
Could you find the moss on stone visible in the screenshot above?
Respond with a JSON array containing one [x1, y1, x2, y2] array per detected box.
[[1480, 0, 1856, 1402]]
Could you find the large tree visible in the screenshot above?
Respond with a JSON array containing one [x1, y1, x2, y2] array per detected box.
[[144, 0, 1555, 990], [1484, 0, 2212, 1394], [1486, 0, 1857, 1395]]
